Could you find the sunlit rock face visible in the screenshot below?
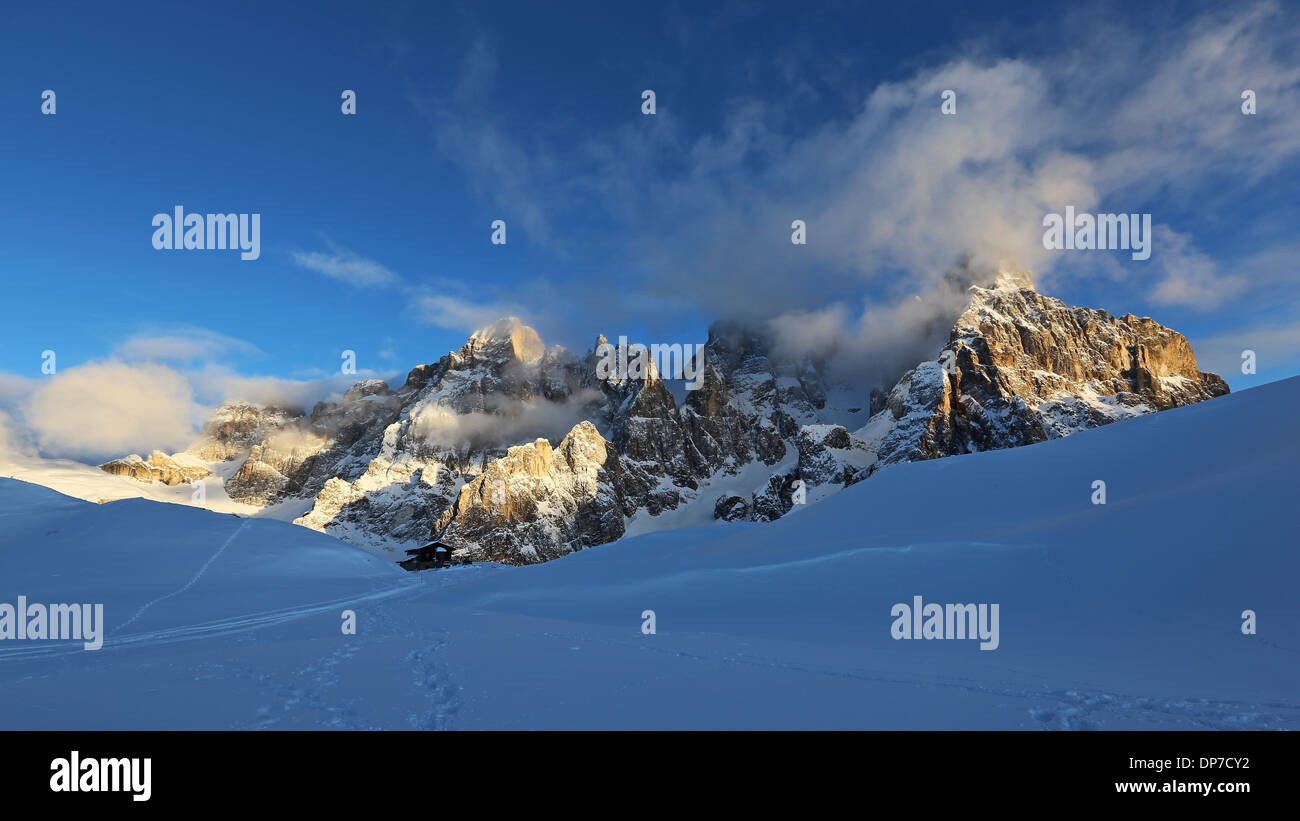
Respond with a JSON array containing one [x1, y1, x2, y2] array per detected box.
[[432, 422, 634, 564], [871, 270, 1229, 468], [99, 451, 211, 486]]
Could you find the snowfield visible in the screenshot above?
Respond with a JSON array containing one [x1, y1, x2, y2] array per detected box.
[[1, 376, 1296, 729]]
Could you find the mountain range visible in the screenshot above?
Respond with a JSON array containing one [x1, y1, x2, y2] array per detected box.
[[98, 268, 1229, 564]]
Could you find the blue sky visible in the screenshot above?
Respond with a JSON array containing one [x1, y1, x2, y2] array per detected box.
[[1, 0, 1298, 458]]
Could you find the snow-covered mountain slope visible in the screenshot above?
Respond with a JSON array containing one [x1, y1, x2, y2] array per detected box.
[[0, 375, 1293, 729]]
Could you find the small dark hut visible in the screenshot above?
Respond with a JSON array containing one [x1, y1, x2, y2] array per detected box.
[[399, 541, 471, 572]]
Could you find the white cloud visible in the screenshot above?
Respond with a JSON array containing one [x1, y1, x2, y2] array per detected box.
[[188, 364, 392, 413], [409, 390, 605, 450], [1149, 226, 1246, 309], [293, 246, 401, 288], [412, 34, 558, 244], [1094, 2, 1300, 195], [21, 361, 200, 461], [0, 409, 36, 465], [765, 266, 989, 389], [116, 326, 262, 363], [0, 372, 37, 405], [413, 291, 528, 334]]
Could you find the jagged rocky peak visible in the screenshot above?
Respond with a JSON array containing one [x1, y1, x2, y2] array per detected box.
[[955, 270, 1227, 406], [463, 317, 546, 365], [432, 420, 633, 564], [690, 318, 836, 436], [309, 380, 400, 443], [286, 320, 598, 548], [187, 399, 302, 462], [589, 334, 676, 425], [701, 320, 779, 378], [341, 378, 392, 400], [989, 267, 1036, 291], [869, 267, 1229, 467], [407, 317, 587, 411]]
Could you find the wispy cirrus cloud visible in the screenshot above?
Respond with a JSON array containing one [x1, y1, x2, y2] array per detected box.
[[291, 235, 527, 338], [412, 291, 528, 335], [292, 244, 401, 288], [116, 326, 263, 363], [1147, 226, 1247, 310]]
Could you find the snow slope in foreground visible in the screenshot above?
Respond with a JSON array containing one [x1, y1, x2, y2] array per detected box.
[[1, 376, 1297, 729]]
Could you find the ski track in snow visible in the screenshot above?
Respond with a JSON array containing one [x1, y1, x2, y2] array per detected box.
[[0, 570, 421, 663], [116, 520, 251, 633]]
